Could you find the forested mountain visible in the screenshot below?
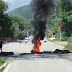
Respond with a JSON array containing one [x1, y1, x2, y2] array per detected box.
[[8, 5, 33, 19]]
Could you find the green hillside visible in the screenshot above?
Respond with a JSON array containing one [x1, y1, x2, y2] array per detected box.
[[8, 5, 33, 19]]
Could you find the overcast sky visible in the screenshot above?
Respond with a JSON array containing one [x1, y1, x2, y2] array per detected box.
[[3, 0, 31, 12]]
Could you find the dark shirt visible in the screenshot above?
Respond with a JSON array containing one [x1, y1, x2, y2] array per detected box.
[[0, 40, 2, 46]]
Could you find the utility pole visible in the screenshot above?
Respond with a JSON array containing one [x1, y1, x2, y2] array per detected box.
[[57, 0, 63, 40]]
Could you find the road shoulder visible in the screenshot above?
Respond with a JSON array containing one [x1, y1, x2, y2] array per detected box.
[[0, 61, 13, 72]]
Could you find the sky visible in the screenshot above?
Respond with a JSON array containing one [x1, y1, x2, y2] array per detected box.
[[3, 0, 31, 12]]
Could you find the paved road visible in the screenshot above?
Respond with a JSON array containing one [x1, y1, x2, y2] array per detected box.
[[2, 38, 63, 54], [1, 38, 72, 72]]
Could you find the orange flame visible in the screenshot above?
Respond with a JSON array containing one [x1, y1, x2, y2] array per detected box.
[[31, 37, 41, 54]]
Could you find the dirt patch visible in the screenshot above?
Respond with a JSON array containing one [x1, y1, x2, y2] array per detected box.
[[54, 41, 68, 46]]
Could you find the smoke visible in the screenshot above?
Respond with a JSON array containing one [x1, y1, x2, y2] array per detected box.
[[30, 0, 54, 40]]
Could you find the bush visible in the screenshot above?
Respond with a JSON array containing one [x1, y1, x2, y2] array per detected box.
[[65, 37, 72, 51], [62, 37, 67, 41], [65, 43, 72, 51], [67, 37, 72, 43]]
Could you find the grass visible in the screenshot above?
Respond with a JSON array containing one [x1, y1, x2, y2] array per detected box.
[[0, 58, 5, 66], [65, 37, 72, 51]]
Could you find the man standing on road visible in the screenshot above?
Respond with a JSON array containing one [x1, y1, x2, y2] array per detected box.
[[0, 40, 3, 53]]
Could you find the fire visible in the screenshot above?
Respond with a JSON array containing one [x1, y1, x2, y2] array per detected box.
[[31, 37, 41, 54]]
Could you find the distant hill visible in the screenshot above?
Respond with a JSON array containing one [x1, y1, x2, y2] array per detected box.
[[8, 5, 33, 19]]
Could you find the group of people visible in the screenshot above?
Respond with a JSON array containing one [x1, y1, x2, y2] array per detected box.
[[0, 40, 3, 53]]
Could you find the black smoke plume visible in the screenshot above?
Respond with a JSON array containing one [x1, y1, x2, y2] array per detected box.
[[30, 0, 54, 41]]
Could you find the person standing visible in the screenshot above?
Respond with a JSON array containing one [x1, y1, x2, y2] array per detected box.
[[0, 40, 3, 53]]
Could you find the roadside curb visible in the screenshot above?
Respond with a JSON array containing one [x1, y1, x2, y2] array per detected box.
[[0, 62, 8, 72], [0, 61, 13, 72]]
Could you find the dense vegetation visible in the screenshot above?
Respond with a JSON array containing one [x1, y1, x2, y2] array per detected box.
[[0, 0, 14, 37], [59, 0, 72, 37], [10, 15, 33, 34]]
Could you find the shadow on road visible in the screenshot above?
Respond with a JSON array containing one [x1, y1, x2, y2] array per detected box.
[[1, 53, 72, 61]]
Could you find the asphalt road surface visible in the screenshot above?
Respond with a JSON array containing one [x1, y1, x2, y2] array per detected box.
[[1, 37, 72, 72]]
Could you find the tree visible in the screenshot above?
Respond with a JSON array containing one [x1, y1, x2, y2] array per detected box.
[[0, 0, 8, 13], [0, 0, 15, 37], [24, 19, 33, 34], [59, 0, 72, 37], [10, 15, 33, 34]]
